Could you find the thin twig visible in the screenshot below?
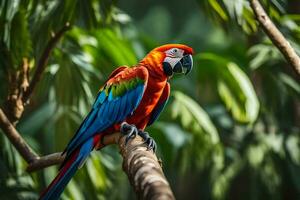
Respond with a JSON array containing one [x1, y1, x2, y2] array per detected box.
[[23, 22, 71, 103], [250, 0, 300, 76], [0, 108, 38, 163], [0, 107, 64, 171], [27, 152, 65, 172]]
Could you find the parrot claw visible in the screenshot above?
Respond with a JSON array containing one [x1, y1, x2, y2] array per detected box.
[[120, 122, 139, 145], [138, 130, 157, 152], [120, 122, 157, 152]]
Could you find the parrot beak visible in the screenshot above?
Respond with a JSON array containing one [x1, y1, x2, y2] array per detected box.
[[173, 54, 193, 75]]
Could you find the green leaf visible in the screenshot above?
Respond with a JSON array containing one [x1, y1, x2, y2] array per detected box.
[[63, 179, 84, 200], [208, 0, 228, 21], [279, 72, 300, 94], [212, 157, 244, 199], [197, 53, 260, 123], [85, 153, 107, 190], [248, 43, 281, 70], [172, 91, 220, 144], [286, 134, 300, 165], [155, 122, 189, 148], [218, 62, 259, 123], [9, 8, 31, 68]]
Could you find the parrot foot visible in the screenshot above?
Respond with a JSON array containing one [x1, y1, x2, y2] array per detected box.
[[138, 130, 157, 152], [120, 122, 156, 152], [120, 122, 139, 144]]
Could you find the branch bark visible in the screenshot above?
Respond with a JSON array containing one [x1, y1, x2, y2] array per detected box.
[[26, 152, 65, 172], [250, 0, 300, 76], [0, 108, 38, 163], [0, 107, 64, 170], [120, 137, 175, 200], [104, 133, 175, 200]]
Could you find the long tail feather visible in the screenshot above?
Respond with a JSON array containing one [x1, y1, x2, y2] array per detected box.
[[39, 138, 94, 200]]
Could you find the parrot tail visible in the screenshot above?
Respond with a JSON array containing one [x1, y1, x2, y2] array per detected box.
[[39, 137, 95, 200]]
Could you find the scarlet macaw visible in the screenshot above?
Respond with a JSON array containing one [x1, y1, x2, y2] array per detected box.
[[40, 44, 194, 200]]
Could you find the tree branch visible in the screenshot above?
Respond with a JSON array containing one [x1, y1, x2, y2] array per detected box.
[[0, 108, 38, 163], [250, 0, 300, 76], [103, 133, 175, 200], [0, 107, 64, 171], [26, 152, 65, 172], [120, 137, 175, 199], [22, 22, 71, 103]]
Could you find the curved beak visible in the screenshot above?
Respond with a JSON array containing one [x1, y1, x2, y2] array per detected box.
[[173, 54, 193, 75]]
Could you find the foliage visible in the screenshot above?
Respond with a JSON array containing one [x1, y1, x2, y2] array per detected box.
[[0, 0, 300, 199]]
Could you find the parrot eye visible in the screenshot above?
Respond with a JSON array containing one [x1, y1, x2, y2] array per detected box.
[[173, 49, 178, 53]]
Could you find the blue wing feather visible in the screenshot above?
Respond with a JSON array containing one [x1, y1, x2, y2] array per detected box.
[[108, 89, 114, 101], [64, 69, 148, 157], [92, 91, 106, 109], [111, 98, 120, 122], [117, 91, 129, 121]]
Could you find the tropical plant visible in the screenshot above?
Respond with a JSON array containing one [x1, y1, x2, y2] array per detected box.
[[0, 0, 299, 199]]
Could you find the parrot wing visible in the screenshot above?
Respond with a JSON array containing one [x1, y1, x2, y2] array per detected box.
[[63, 66, 149, 158], [147, 82, 170, 126]]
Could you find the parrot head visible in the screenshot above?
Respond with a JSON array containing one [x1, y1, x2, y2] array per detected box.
[[142, 44, 194, 77]]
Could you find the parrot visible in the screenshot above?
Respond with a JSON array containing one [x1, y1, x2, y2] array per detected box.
[[39, 44, 194, 200]]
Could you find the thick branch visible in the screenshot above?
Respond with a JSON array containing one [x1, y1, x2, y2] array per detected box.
[[0, 108, 38, 163], [250, 0, 300, 76], [23, 23, 71, 103], [118, 135, 175, 200]]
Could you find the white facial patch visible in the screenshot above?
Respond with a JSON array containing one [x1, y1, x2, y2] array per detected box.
[[163, 57, 181, 68], [164, 48, 185, 68]]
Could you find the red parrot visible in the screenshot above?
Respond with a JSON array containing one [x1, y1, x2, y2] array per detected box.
[[40, 44, 194, 200]]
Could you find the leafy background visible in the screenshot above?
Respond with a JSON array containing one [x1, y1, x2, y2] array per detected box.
[[0, 0, 300, 199]]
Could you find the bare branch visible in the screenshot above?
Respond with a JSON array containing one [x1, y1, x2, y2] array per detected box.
[[23, 23, 71, 103], [118, 134, 175, 200], [25, 133, 121, 172], [250, 0, 300, 76], [0, 108, 38, 163], [100, 133, 175, 199], [0, 107, 64, 171], [27, 152, 65, 172]]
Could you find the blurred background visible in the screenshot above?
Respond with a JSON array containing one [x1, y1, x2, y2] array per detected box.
[[0, 0, 300, 199]]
